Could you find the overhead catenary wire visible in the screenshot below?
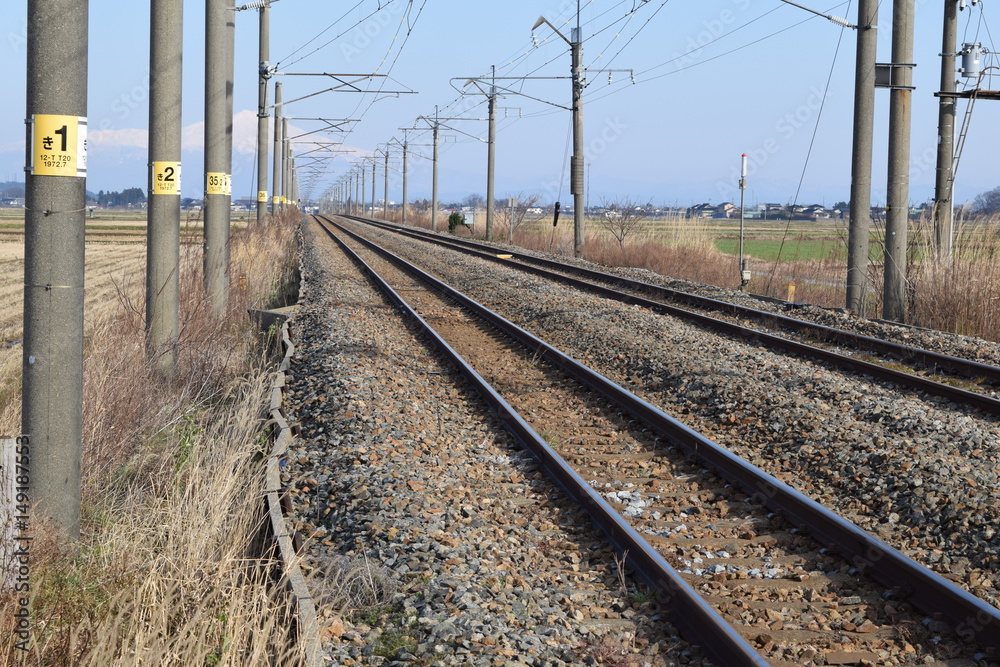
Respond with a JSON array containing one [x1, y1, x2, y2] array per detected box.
[[395, 0, 839, 206], [589, 0, 672, 71], [517, 4, 812, 120], [338, 0, 661, 180], [765, 0, 852, 294], [276, 0, 370, 68], [289, 0, 429, 189], [325, 1, 854, 200]]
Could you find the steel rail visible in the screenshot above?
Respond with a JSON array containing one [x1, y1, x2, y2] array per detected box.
[[312, 216, 769, 667], [352, 215, 1000, 384], [344, 215, 1000, 415], [319, 214, 1000, 654]]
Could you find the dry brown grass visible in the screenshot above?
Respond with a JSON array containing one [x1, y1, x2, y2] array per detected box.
[[509, 215, 1000, 342], [1, 211, 302, 665], [516, 223, 739, 290], [0, 243, 147, 435], [907, 216, 1000, 340]]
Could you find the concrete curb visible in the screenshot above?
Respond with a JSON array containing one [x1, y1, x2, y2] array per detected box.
[[261, 224, 322, 665]]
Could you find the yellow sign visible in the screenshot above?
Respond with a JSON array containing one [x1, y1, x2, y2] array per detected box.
[[151, 161, 181, 195], [272, 196, 279, 205], [225, 174, 232, 197], [31, 114, 87, 177], [257, 190, 268, 203], [206, 172, 227, 196]]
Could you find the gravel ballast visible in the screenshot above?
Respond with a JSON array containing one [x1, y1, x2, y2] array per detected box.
[[341, 219, 1000, 616], [284, 222, 706, 666]]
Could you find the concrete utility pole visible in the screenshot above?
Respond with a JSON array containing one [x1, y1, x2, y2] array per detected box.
[[360, 163, 366, 216], [23, 0, 89, 541], [846, 0, 878, 313], [533, 2, 586, 257], [147, 0, 182, 377], [570, 8, 585, 258], [255, 2, 271, 225], [370, 159, 377, 217], [402, 134, 409, 224], [432, 115, 440, 232], [934, 0, 959, 258], [487, 66, 497, 241], [204, 0, 234, 317], [282, 116, 290, 206], [883, 0, 915, 322], [383, 148, 390, 219], [271, 80, 282, 214], [415, 107, 476, 232]]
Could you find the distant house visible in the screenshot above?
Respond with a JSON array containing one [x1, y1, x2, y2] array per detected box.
[[688, 203, 715, 218], [804, 205, 831, 220], [713, 202, 736, 219]]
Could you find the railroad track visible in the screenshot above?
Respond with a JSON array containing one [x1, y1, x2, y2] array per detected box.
[[310, 214, 1000, 665], [342, 214, 1000, 416]]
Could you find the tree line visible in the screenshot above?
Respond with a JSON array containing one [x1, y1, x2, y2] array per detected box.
[[93, 187, 146, 208], [972, 186, 1000, 216]]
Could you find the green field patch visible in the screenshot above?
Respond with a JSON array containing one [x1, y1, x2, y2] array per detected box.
[[716, 237, 888, 262], [714, 238, 847, 262]]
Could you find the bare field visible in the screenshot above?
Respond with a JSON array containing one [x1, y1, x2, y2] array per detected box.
[[0, 241, 146, 420]]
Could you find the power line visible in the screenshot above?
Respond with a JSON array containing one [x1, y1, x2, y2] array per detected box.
[[276, 0, 366, 67], [767, 1, 852, 291], [514, 3, 812, 120], [594, 0, 673, 72], [292, 1, 429, 190]]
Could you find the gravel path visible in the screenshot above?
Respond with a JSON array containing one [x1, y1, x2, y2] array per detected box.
[[341, 219, 1000, 619], [284, 222, 707, 666]]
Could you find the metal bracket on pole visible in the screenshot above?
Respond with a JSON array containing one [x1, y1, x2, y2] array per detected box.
[[875, 63, 916, 90], [269, 72, 417, 107]]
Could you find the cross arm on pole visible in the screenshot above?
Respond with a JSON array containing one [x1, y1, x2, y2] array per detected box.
[[451, 76, 571, 111], [532, 16, 571, 45], [268, 73, 417, 107]]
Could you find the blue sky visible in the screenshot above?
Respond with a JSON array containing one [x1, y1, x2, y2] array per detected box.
[[2, 0, 998, 207]]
